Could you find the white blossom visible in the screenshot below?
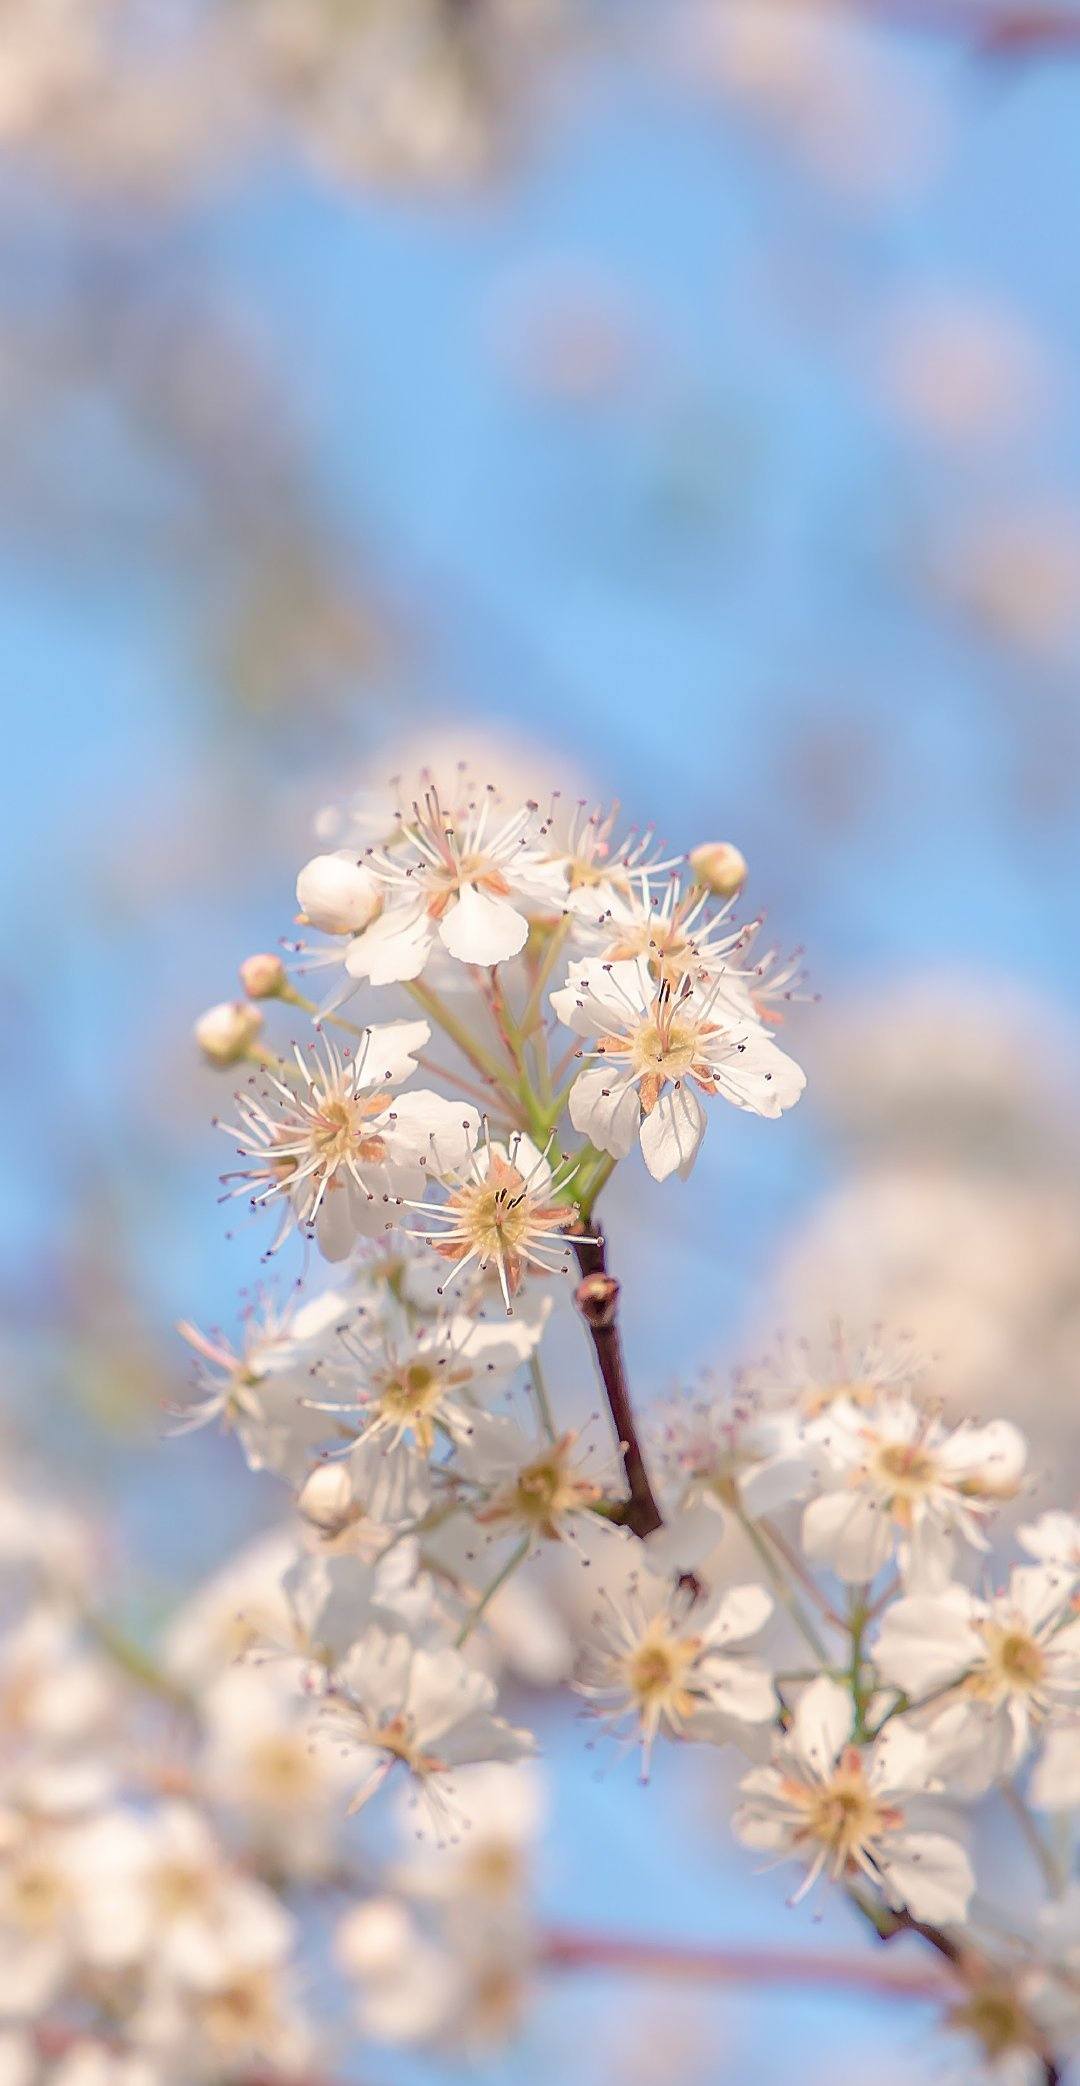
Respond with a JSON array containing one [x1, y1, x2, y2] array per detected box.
[[217, 1025, 477, 1258], [343, 784, 563, 982], [575, 1560, 775, 1771], [413, 1126, 580, 1310], [733, 1675, 974, 1923], [873, 1566, 1080, 1792], [316, 1627, 535, 1830], [802, 1394, 1026, 1588], [551, 959, 805, 1181]]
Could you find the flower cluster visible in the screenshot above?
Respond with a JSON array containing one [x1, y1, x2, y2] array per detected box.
[[9, 755, 1080, 2085]]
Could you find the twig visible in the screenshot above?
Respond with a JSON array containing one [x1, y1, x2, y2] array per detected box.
[[541, 1927, 950, 1999], [572, 1234, 663, 1539]]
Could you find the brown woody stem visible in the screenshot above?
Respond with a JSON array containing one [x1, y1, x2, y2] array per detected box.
[[572, 1233, 663, 1539]]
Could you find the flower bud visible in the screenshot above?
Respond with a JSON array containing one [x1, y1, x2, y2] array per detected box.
[[298, 1460, 355, 1535], [295, 852, 383, 935], [194, 1000, 263, 1067], [239, 951, 287, 1000], [688, 841, 748, 899]]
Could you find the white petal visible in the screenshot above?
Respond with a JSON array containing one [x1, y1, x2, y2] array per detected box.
[[711, 1031, 807, 1120], [638, 1083, 707, 1182], [872, 1592, 981, 1697], [696, 1660, 776, 1727], [567, 1064, 640, 1159], [1031, 1721, 1080, 1811], [802, 1490, 894, 1584], [882, 1831, 974, 1925], [438, 885, 528, 966], [384, 1092, 480, 1171], [791, 1676, 852, 1773], [707, 1583, 774, 1646], [345, 903, 434, 985], [352, 1019, 430, 1089]]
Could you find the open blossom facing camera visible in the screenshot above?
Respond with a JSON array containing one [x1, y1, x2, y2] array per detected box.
[[414, 1127, 580, 1309], [343, 784, 564, 981], [873, 1565, 1080, 1791], [317, 1628, 535, 1829], [734, 1677, 975, 1923], [551, 958, 805, 1181], [217, 1025, 477, 1258], [802, 1395, 1027, 1588], [25, 743, 1065, 2086], [576, 1558, 775, 1770]]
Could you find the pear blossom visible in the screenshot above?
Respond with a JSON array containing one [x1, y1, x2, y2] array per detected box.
[[343, 784, 564, 983], [646, 1380, 811, 1542], [175, 1283, 354, 1477], [571, 873, 747, 987], [551, 959, 805, 1182], [132, 1886, 310, 2077], [308, 1294, 541, 1456], [337, 1889, 534, 2052], [0, 1607, 114, 1763], [316, 1627, 535, 1829], [733, 1676, 974, 1923], [741, 1325, 925, 1422], [542, 799, 677, 923], [453, 1413, 604, 1548], [388, 1760, 543, 1907], [873, 1566, 1080, 1792], [802, 1395, 1026, 1587], [413, 1127, 580, 1311], [0, 1808, 88, 2018], [162, 1529, 299, 1689], [75, 1803, 292, 1981], [217, 1024, 477, 1258], [575, 1560, 775, 1770], [196, 1666, 355, 1874]]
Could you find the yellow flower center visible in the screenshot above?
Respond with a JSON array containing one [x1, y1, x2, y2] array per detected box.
[[967, 1623, 1047, 1701], [625, 1626, 701, 1727], [786, 1750, 902, 1868]]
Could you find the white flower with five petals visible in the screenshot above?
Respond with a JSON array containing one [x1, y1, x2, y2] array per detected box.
[[733, 1675, 974, 1923], [551, 959, 805, 1182]]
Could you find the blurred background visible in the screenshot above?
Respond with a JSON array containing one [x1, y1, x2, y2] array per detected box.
[[4, 0, 1080, 2077]]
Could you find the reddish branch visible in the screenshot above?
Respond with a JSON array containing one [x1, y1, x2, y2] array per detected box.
[[572, 1235, 664, 1538], [859, 0, 1080, 53], [542, 1926, 950, 1998]]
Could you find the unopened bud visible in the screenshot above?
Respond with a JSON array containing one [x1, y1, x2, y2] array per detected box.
[[194, 1000, 263, 1067], [688, 841, 747, 899], [298, 1460, 355, 1535], [239, 951, 287, 1000], [575, 1272, 620, 1330], [295, 852, 383, 936]]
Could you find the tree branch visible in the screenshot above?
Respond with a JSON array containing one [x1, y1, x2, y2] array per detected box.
[[572, 1233, 663, 1539], [857, 0, 1080, 54], [541, 1927, 949, 1999]]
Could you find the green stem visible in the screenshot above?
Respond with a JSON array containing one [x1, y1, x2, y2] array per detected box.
[[529, 1353, 558, 1443], [455, 1538, 531, 1648], [78, 1608, 195, 1716], [1002, 1782, 1066, 1898], [404, 979, 521, 1104], [520, 914, 571, 1037], [283, 986, 368, 1040], [736, 1511, 831, 1666]]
